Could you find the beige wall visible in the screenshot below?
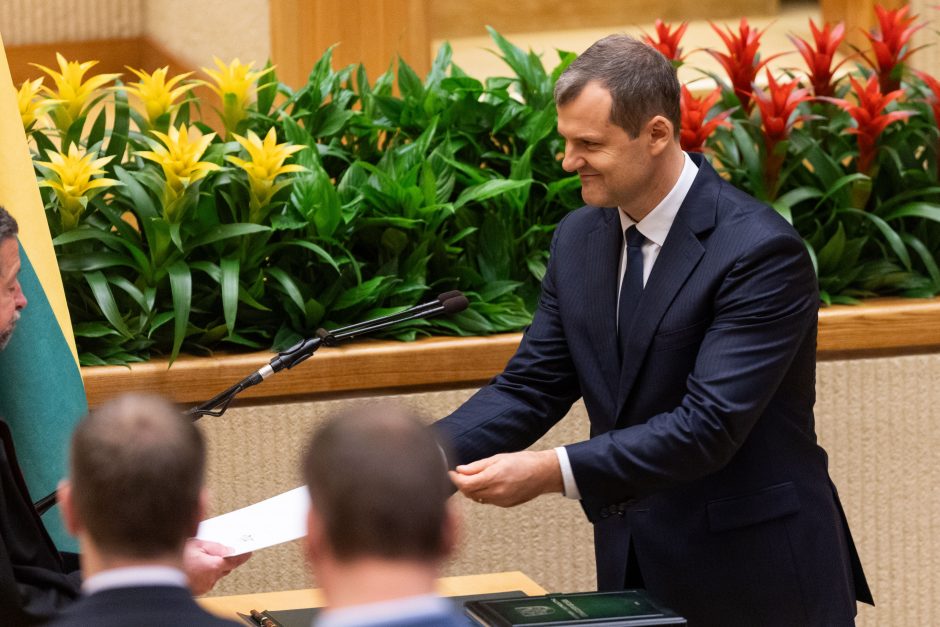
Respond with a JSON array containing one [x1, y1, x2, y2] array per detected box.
[[141, 0, 270, 69], [910, 0, 939, 74], [202, 352, 940, 626], [0, 0, 142, 45]]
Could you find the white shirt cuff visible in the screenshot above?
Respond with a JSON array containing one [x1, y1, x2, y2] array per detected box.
[[554, 446, 581, 500]]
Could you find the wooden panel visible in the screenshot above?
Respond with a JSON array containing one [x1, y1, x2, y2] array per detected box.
[[429, 0, 778, 40], [81, 297, 940, 407], [820, 0, 907, 52], [269, 0, 430, 89], [5, 36, 224, 143], [5, 38, 142, 86]]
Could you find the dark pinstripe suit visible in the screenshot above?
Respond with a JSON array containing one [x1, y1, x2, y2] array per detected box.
[[436, 153, 872, 626]]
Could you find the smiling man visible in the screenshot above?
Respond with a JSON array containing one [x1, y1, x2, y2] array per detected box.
[[435, 35, 872, 626]]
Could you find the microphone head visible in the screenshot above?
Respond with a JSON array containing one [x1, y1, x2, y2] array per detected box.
[[441, 294, 470, 314], [436, 290, 463, 303]]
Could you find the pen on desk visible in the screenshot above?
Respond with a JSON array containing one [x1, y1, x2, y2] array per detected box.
[[249, 609, 278, 627]]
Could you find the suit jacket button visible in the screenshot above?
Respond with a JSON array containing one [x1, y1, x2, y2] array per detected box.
[[599, 507, 610, 519]]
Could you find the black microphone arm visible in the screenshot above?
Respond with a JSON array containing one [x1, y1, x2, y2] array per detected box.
[[33, 291, 469, 516], [187, 291, 469, 419]]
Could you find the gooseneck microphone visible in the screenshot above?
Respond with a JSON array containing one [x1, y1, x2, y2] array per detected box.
[[188, 290, 469, 419]]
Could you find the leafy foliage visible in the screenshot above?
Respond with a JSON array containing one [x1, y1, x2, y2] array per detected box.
[[20, 10, 940, 364], [24, 33, 579, 365]]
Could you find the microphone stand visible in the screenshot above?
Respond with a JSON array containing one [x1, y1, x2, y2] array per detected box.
[[188, 290, 468, 419]]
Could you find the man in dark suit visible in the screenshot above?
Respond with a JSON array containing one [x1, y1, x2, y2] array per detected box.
[[435, 35, 872, 626], [50, 393, 241, 627], [303, 403, 466, 627], [0, 206, 248, 625]]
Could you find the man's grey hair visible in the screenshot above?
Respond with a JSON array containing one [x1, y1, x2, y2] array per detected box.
[[554, 34, 681, 138], [0, 207, 18, 252]]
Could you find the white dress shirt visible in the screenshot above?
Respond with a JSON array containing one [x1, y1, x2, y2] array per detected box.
[[81, 565, 189, 594], [555, 152, 699, 500]]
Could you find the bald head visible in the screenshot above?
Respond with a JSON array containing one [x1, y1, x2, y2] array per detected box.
[[69, 393, 205, 558]]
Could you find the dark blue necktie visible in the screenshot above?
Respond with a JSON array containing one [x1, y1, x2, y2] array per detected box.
[[618, 225, 646, 360]]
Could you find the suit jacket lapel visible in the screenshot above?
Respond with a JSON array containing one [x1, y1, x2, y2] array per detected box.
[[584, 208, 623, 412], [615, 154, 719, 416]]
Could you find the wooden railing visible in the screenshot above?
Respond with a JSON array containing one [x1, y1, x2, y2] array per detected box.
[[82, 297, 940, 407]]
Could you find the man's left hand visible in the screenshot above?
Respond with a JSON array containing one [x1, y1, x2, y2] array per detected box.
[[449, 450, 563, 507], [183, 538, 252, 595]]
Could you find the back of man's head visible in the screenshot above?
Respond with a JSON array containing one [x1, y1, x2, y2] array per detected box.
[[69, 393, 205, 558], [303, 403, 453, 563], [554, 34, 681, 138]]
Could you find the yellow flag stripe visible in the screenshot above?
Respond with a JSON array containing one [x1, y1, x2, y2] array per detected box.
[[0, 32, 80, 368]]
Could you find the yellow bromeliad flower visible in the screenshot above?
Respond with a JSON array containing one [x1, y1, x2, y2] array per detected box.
[[226, 128, 306, 222], [136, 125, 221, 223], [36, 146, 119, 231], [124, 66, 197, 127], [202, 57, 273, 136], [31, 53, 120, 133], [17, 78, 59, 129]]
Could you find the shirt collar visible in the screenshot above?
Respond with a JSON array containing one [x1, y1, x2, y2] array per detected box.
[[315, 593, 452, 627], [619, 151, 698, 247], [82, 565, 188, 595]]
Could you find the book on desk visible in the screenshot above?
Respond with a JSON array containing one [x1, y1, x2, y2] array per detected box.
[[465, 590, 686, 626]]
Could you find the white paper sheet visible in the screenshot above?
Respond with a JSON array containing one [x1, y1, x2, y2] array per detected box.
[[196, 485, 309, 555]]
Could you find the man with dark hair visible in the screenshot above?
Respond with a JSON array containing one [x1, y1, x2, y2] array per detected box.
[[0, 206, 246, 624], [303, 403, 465, 627], [51, 393, 241, 626], [436, 35, 872, 626]]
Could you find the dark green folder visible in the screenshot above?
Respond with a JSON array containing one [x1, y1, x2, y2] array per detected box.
[[464, 590, 686, 626]]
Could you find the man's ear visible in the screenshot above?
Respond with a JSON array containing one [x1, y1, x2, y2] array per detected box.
[[645, 115, 675, 155], [57, 479, 80, 536], [304, 507, 324, 565], [187, 488, 209, 539], [439, 499, 461, 560]]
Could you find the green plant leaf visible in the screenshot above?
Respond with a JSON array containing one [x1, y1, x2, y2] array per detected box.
[[187, 223, 270, 249], [167, 261, 193, 363], [85, 271, 133, 339], [454, 179, 533, 209], [882, 202, 940, 224], [221, 256, 240, 335], [266, 266, 306, 313]]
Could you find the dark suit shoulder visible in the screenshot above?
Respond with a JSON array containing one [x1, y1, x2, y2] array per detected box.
[[712, 179, 802, 242], [47, 586, 241, 627], [551, 205, 618, 243]]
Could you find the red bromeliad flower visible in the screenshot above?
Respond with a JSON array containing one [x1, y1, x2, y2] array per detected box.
[[865, 4, 924, 94], [752, 71, 811, 198], [789, 19, 848, 98], [708, 18, 781, 113], [643, 19, 689, 64], [825, 74, 915, 175], [679, 86, 732, 153], [914, 69, 940, 126]]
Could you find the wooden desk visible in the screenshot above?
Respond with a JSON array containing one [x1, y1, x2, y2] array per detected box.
[[199, 571, 546, 619]]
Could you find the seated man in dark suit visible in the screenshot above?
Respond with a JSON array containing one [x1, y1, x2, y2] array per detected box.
[[302, 403, 465, 627], [0, 206, 248, 625], [50, 393, 243, 626]]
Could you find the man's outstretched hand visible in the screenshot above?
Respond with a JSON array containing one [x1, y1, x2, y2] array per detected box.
[[449, 450, 563, 507], [183, 538, 252, 595]]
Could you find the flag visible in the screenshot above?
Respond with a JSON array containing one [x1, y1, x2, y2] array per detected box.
[[0, 33, 87, 550]]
